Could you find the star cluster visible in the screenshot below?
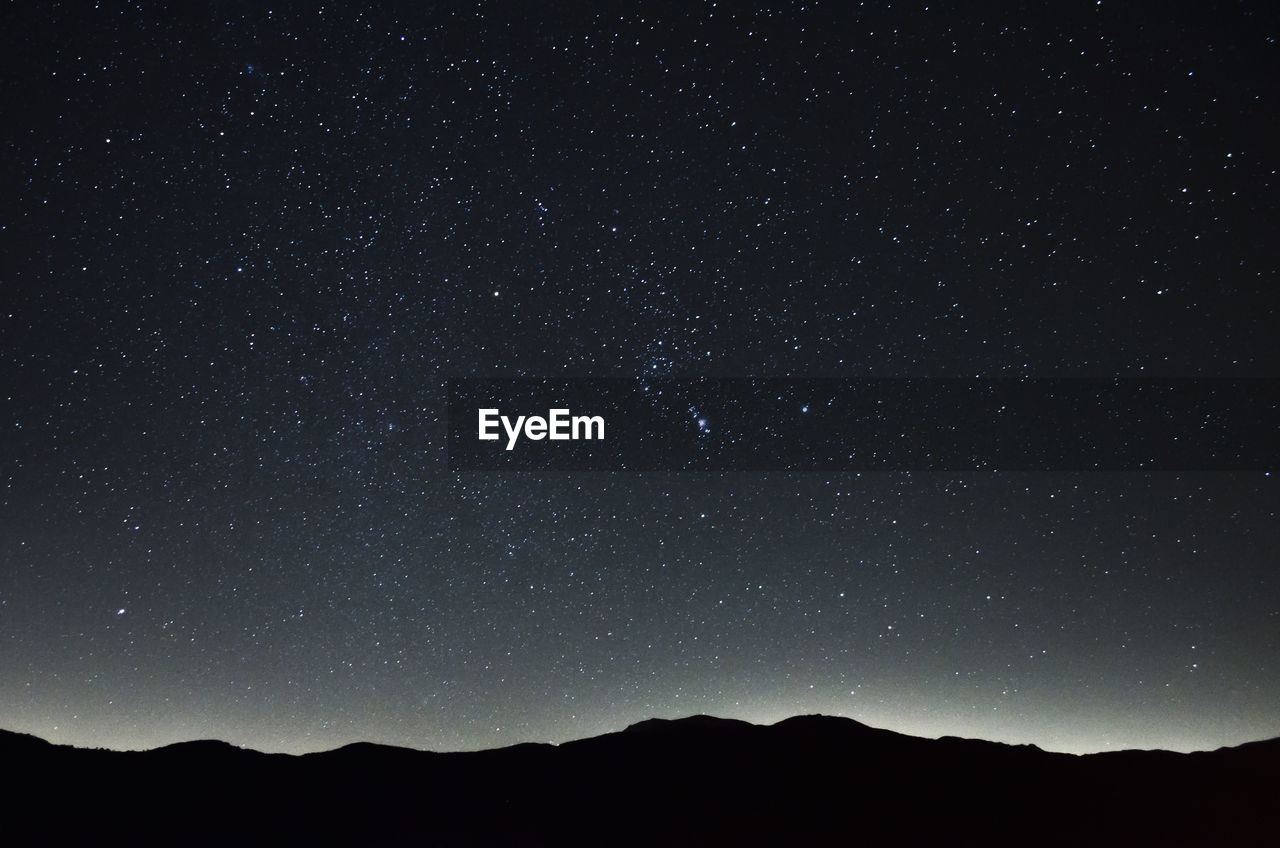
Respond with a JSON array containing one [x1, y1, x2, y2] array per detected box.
[[1, 3, 1276, 755]]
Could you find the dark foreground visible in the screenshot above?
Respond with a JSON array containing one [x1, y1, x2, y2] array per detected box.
[[4, 715, 1277, 845]]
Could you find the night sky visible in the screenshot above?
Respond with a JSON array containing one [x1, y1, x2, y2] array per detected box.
[[2, 2, 1278, 756]]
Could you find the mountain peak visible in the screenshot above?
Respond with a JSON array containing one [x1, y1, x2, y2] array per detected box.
[[623, 715, 756, 734]]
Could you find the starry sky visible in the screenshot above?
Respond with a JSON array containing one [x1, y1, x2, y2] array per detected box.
[[2, 2, 1277, 756]]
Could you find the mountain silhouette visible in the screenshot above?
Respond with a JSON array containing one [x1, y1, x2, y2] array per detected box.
[[4, 716, 1276, 845]]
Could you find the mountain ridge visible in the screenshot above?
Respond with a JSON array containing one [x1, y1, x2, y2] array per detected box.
[[10, 713, 1274, 757], [4, 715, 1277, 845]]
